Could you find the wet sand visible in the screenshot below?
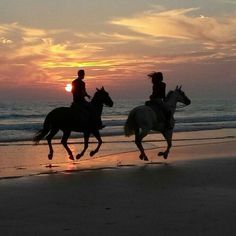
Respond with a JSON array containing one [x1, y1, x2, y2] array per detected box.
[[0, 129, 235, 178], [0, 131, 236, 235]]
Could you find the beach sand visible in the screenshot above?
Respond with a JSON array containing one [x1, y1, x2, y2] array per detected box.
[[0, 129, 236, 235]]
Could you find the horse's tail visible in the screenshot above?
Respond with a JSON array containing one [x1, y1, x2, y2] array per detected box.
[[33, 114, 51, 144], [124, 109, 136, 137]]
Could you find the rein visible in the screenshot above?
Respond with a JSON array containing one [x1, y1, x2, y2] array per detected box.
[[176, 104, 188, 109]]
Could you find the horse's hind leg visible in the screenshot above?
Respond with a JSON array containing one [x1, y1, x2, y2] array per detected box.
[[46, 128, 59, 160], [90, 130, 102, 157], [135, 128, 149, 161], [61, 130, 74, 160], [76, 132, 89, 160]]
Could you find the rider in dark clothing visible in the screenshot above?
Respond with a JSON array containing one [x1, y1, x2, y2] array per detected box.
[[71, 69, 104, 129], [150, 76, 166, 100], [72, 70, 90, 104], [148, 72, 173, 129]]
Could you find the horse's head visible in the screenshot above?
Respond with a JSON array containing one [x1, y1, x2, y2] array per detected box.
[[174, 86, 191, 106], [94, 87, 114, 107]]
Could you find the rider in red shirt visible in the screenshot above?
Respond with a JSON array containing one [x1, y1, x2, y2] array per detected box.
[[71, 69, 104, 129], [72, 69, 90, 104]]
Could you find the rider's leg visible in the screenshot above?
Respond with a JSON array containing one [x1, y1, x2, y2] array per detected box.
[[164, 109, 173, 129], [160, 105, 173, 129], [88, 105, 105, 129], [72, 101, 105, 129]]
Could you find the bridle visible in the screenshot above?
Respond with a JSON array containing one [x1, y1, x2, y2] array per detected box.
[[176, 104, 188, 109]]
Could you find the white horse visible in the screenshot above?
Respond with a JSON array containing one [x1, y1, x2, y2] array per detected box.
[[124, 86, 191, 161]]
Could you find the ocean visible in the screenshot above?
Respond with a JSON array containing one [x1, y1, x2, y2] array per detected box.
[[0, 98, 236, 144]]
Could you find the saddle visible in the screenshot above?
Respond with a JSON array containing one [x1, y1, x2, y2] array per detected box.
[[70, 102, 92, 128], [145, 100, 174, 129], [70, 102, 102, 130], [145, 100, 165, 122]]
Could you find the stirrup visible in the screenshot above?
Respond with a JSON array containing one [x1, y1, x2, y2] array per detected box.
[[99, 125, 106, 129], [165, 123, 173, 130]]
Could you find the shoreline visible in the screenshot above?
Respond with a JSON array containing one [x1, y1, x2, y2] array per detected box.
[[0, 128, 235, 180], [1, 127, 236, 145]]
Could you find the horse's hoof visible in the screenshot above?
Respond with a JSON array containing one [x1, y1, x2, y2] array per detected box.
[[76, 154, 82, 160], [158, 152, 164, 156], [69, 155, 74, 161], [139, 154, 144, 160], [158, 152, 168, 159], [139, 154, 148, 161], [90, 151, 96, 157], [48, 153, 53, 160]]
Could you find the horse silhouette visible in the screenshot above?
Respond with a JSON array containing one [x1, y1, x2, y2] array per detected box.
[[33, 87, 113, 160], [124, 86, 191, 161]]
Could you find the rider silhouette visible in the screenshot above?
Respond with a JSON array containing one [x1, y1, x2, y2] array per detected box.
[[71, 69, 104, 129], [148, 72, 173, 129], [72, 69, 91, 103], [149, 71, 166, 100]]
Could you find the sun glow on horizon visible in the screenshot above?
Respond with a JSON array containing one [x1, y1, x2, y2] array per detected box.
[[1, 3, 236, 100], [65, 83, 72, 92]]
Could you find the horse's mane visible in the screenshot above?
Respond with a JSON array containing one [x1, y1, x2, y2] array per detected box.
[[165, 90, 174, 101], [91, 90, 101, 104]]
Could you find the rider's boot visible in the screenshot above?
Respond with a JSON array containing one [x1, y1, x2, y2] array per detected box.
[[98, 118, 105, 129], [92, 115, 105, 129]]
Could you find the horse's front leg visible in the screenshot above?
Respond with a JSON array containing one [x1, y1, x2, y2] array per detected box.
[[135, 129, 148, 161], [76, 132, 90, 160], [61, 130, 74, 160], [158, 129, 173, 159], [90, 130, 102, 157]]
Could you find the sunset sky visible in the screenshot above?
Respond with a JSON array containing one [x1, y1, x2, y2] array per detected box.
[[0, 0, 235, 100]]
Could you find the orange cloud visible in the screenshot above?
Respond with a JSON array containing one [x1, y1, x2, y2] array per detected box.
[[111, 8, 236, 45], [1, 6, 236, 100]]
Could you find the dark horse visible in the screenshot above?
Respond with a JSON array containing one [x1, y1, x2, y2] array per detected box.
[[33, 87, 113, 160]]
